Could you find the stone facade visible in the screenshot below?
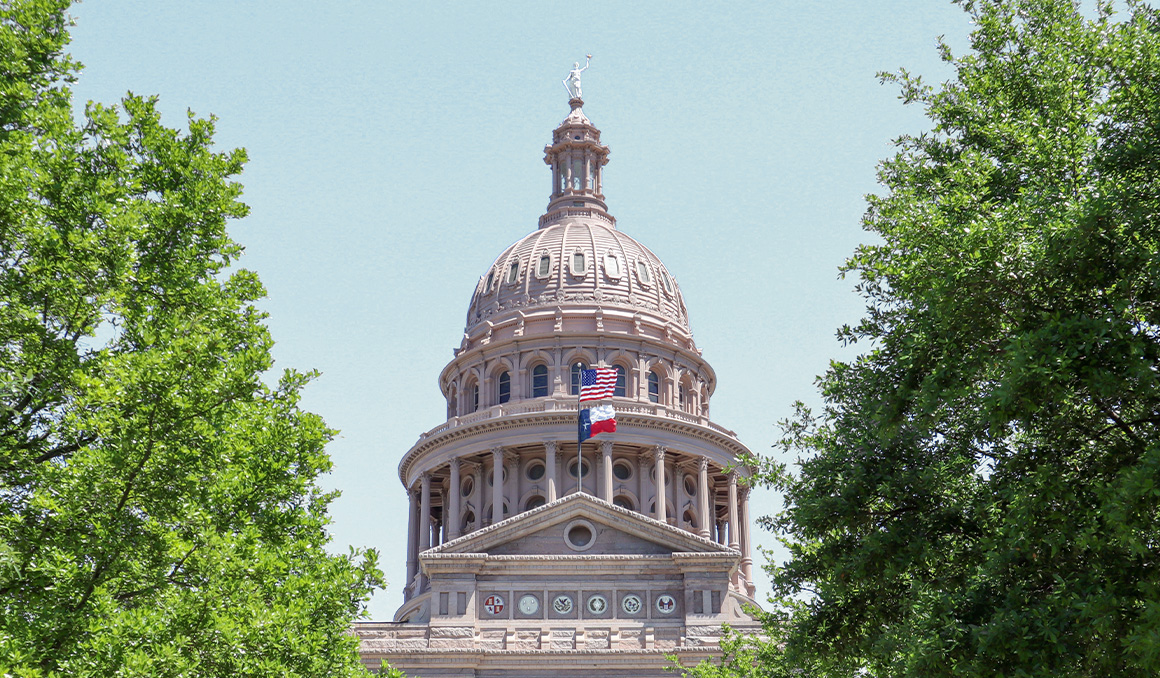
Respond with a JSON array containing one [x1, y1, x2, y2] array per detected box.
[[356, 97, 761, 677]]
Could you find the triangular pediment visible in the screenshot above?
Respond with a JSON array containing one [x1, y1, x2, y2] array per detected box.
[[426, 493, 736, 558]]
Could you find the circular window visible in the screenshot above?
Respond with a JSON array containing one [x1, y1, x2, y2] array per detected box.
[[552, 595, 574, 614], [612, 460, 633, 481], [518, 594, 540, 615], [525, 495, 546, 511], [655, 594, 676, 614], [461, 476, 474, 498], [568, 459, 591, 479], [621, 594, 643, 615], [683, 475, 697, 496], [587, 594, 608, 614], [563, 519, 597, 552], [526, 462, 545, 481]]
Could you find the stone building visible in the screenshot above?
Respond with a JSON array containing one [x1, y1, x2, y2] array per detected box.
[[355, 94, 762, 677]]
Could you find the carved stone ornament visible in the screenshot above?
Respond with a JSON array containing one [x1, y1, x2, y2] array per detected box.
[[552, 595, 574, 614]]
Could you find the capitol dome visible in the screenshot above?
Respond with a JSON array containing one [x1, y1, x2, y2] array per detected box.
[[466, 221, 690, 338]]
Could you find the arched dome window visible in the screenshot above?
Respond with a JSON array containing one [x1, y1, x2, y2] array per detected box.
[[506, 261, 520, 284], [498, 371, 511, 404], [647, 371, 660, 404], [485, 270, 495, 292], [537, 254, 551, 278], [613, 365, 626, 397], [571, 251, 587, 276], [636, 260, 651, 286], [604, 253, 620, 278], [532, 364, 549, 397], [570, 361, 588, 396]]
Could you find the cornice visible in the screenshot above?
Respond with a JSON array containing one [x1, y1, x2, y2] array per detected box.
[[398, 408, 749, 486]]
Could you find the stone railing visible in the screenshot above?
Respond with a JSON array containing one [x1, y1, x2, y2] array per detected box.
[[417, 399, 736, 441]]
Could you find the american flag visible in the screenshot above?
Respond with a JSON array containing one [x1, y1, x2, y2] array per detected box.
[[579, 367, 617, 402]]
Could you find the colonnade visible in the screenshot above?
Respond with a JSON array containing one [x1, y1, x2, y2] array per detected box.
[[403, 442, 755, 600]]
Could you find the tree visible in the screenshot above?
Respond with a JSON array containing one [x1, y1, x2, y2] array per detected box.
[[0, 1, 384, 675], [681, 1, 1160, 676]]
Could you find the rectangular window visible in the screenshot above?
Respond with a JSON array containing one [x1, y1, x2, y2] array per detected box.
[[538, 255, 551, 277], [439, 592, 449, 616], [507, 261, 519, 283], [457, 592, 467, 616], [711, 590, 721, 614], [693, 591, 704, 614]]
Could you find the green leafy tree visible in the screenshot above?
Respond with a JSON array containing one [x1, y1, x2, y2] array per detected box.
[[681, 1, 1160, 676], [0, 1, 384, 675]]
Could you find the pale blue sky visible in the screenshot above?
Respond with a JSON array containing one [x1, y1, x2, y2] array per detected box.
[[67, 0, 973, 620]]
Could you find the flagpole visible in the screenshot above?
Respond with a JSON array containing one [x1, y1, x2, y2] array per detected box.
[[576, 367, 582, 495]]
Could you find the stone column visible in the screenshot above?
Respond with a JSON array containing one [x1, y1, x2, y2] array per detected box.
[[739, 484, 754, 593], [601, 440, 614, 501], [419, 473, 431, 591], [697, 457, 711, 539], [545, 441, 558, 502], [637, 451, 650, 516], [419, 473, 432, 551], [405, 487, 418, 599], [505, 451, 518, 516], [653, 446, 667, 524], [727, 471, 740, 551], [472, 462, 483, 532], [491, 447, 504, 524], [448, 458, 461, 539]]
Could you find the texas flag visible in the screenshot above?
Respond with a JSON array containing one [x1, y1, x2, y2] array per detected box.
[[579, 404, 616, 440]]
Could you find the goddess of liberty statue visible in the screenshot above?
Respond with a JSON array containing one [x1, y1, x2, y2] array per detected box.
[[563, 54, 592, 99]]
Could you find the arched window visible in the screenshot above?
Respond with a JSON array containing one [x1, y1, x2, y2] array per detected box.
[[613, 365, 626, 397], [613, 495, 635, 511], [498, 371, 511, 404], [679, 384, 688, 411], [472, 383, 480, 412], [524, 495, 547, 512], [447, 385, 458, 418], [647, 371, 660, 403], [532, 364, 549, 397], [570, 361, 588, 396], [683, 510, 697, 529]]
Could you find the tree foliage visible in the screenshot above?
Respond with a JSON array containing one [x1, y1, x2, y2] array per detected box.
[[0, 1, 383, 675], [683, 1, 1160, 676]]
